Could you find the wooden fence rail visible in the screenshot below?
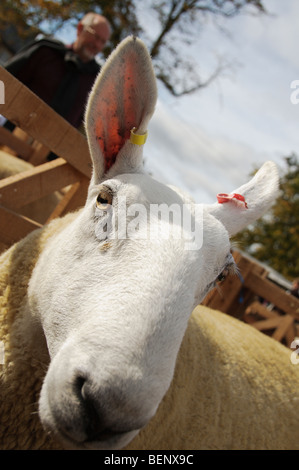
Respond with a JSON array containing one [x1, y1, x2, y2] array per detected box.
[[0, 68, 91, 176], [0, 67, 91, 251]]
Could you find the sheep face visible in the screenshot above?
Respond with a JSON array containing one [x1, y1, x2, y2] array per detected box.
[[31, 176, 233, 450], [27, 37, 279, 450]]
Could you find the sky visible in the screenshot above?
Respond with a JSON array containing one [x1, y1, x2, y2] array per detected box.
[[143, 0, 299, 204], [57, 0, 299, 204]]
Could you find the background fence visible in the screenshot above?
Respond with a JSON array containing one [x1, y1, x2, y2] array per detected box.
[[202, 250, 299, 347]]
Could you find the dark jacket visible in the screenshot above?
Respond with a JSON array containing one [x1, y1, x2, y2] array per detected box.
[[5, 38, 100, 128]]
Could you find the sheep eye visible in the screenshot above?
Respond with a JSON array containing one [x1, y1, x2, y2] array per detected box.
[[96, 188, 113, 209], [217, 268, 229, 283]]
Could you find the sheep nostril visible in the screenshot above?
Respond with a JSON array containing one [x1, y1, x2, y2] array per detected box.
[[70, 375, 140, 444], [73, 375, 86, 400], [72, 375, 107, 440]]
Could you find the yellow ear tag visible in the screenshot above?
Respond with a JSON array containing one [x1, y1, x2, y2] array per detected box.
[[130, 127, 148, 146]]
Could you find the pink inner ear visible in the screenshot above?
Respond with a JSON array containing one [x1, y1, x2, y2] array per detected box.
[[95, 117, 127, 173], [94, 58, 143, 173]]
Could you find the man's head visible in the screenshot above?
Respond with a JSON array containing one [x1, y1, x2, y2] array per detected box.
[[73, 13, 111, 63]]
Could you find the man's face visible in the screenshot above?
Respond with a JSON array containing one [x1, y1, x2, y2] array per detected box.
[[74, 20, 111, 62]]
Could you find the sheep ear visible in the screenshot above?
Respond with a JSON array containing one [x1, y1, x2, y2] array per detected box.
[[85, 36, 157, 183], [206, 161, 280, 237]]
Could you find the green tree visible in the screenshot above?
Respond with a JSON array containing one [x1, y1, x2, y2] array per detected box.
[[0, 0, 267, 96], [233, 154, 299, 280]]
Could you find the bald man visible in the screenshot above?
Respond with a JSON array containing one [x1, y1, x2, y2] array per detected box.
[[5, 13, 111, 129], [73, 13, 111, 63]]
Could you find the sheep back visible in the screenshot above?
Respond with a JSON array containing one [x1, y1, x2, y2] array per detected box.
[[126, 305, 299, 450]]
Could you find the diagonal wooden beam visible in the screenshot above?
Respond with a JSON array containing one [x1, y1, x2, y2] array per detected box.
[[0, 158, 87, 209], [0, 67, 92, 178], [0, 204, 42, 245], [246, 269, 299, 320]]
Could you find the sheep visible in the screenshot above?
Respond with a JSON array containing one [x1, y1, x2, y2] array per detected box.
[[1, 36, 297, 450], [1, 225, 298, 450]]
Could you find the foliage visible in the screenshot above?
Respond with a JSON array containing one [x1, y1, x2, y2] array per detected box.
[[0, 0, 267, 96], [233, 154, 299, 280]]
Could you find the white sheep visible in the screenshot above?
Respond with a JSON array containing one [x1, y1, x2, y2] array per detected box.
[[1, 36, 298, 450]]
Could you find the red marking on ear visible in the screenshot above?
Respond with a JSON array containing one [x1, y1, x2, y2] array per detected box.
[[217, 193, 248, 209]]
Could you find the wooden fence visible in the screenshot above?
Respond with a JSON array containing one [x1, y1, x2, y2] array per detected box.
[[0, 67, 91, 251], [202, 250, 299, 347]]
